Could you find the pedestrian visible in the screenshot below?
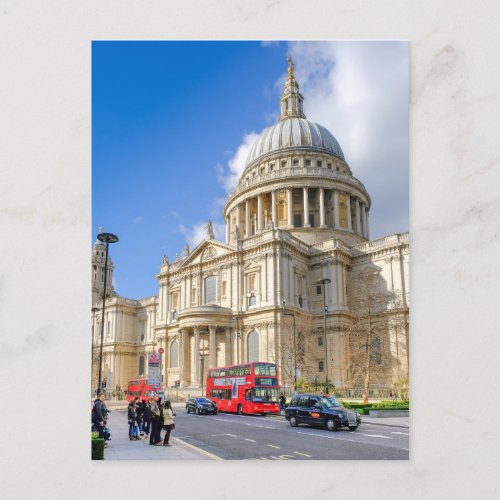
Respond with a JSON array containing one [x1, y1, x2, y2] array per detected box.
[[134, 397, 144, 436], [127, 399, 140, 440], [149, 395, 162, 446], [92, 392, 109, 448], [141, 398, 151, 437], [162, 400, 175, 447], [279, 393, 286, 412]]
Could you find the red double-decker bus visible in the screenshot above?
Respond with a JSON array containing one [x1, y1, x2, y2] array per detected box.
[[206, 362, 280, 415], [126, 378, 164, 402]]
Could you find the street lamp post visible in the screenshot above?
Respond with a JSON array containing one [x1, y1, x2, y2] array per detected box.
[[96, 230, 119, 396], [281, 301, 297, 391], [315, 278, 331, 394], [200, 329, 208, 397]]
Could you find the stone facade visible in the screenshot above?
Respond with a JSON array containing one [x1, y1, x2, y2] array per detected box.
[[91, 58, 409, 397]]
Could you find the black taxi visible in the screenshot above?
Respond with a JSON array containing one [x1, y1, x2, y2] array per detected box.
[[285, 394, 361, 431]]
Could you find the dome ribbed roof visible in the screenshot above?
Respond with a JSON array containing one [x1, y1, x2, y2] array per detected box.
[[246, 117, 345, 167]]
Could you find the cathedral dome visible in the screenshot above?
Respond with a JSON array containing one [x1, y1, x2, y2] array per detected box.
[[245, 117, 345, 167]]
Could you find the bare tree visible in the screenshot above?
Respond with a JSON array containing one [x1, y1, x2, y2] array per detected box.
[[347, 267, 396, 402]]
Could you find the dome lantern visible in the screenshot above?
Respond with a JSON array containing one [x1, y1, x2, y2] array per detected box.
[[279, 56, 306, 121]]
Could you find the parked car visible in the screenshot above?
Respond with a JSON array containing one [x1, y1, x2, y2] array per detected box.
[[285, 394, 361, 431], [186, 397, 218, 415]]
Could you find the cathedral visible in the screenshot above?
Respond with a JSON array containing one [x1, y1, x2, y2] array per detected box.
[[91, 58, 409, 398]]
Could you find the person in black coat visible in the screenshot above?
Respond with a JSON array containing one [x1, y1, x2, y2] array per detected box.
[[149, 395, 162, 445], [92, 393, 108, 443], [139, 399, 151, 437], [127, 400, 140, 440]]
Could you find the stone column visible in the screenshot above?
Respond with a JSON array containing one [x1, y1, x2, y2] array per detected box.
[[245, 199, 251, 237], [209, 325, 217, 368], [225, 216, 230, 243], [303, 187, 310, 227], [347, 194, 353, 231], [361, 203, 368, 238], [356, 199, 361, 235], [225, 328, 232, 366], [179, 328, 186, 387], [193, 326, 200, 387], [271, 190, 277, 227], [236, 204, 241, 237], [257, 193, 263, 232], [287, 188, 293, 227], [333, 190, 340, 229], [319, 187, 326, 228], [366, 210, 370, 239]]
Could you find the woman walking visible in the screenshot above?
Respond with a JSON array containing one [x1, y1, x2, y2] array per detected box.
[[162, 400, 175, 446]]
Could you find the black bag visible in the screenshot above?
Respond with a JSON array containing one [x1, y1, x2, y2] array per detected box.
[[172, 423, 175, 430]]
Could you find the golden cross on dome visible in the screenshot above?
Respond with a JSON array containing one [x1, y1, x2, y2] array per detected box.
[[99, 226, 103, 234]]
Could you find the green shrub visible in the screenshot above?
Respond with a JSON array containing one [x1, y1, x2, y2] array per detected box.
[[92, 435, 105, 460]]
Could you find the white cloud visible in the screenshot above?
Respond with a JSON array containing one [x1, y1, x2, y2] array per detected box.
[[286, 41, 409, 239], [132, 215, 145, 224], [216, 131, 260, 193]]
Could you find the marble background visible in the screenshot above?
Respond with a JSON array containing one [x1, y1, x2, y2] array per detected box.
[[1, 1, 499, 498]]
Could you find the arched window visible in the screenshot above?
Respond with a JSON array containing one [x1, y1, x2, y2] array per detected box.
[[204, 276, 217, 304], [169, 340, 179, 368], [247, 331, 259, 363], [139, 355, 145, 376]]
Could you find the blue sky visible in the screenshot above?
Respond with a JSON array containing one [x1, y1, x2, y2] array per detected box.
[[92, 41, 408, 300]]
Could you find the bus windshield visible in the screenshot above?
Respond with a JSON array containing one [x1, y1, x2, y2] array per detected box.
[[252, 388, 279, 403]]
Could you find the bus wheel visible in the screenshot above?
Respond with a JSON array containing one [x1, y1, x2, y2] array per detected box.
[[237, 404, 243, 415]]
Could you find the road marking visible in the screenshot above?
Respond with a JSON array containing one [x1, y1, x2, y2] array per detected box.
[[391, 431, 409, 435], [361, 434, 391, 439], [226, 433, 238, 438], [267, 444, 280, 449], [294, 451, 312, 457], [171, 437, 223, 460], [244, 438, 256, 442]]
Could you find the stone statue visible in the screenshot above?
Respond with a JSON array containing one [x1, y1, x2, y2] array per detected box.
[[183, 243, 190, 257], [288, 56, 294, 77], [205, 219, 215, 239], [175, 252, 179, 261], [162, 255, 169, 265]]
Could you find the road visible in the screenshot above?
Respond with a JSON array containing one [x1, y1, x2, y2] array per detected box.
[[173, 410, 409, 460]]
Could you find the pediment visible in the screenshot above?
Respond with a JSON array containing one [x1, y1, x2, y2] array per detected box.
[[177, 239, 235, 268]]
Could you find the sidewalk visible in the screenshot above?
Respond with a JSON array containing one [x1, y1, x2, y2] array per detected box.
[[101, 409, 218, 460], [360, 416, 409, 428]]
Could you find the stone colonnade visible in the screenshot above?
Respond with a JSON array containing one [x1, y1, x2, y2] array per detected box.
[[226, 187, 369, 243], [173, 325, 244, 388]]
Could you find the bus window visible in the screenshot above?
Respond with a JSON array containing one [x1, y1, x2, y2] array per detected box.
[[245, 389, 252, 401]]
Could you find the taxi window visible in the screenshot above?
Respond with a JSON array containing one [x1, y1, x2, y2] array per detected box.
[[310, 397, 321, 408], [298, 397, 309, 407], [290, 397, 299, 406]]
